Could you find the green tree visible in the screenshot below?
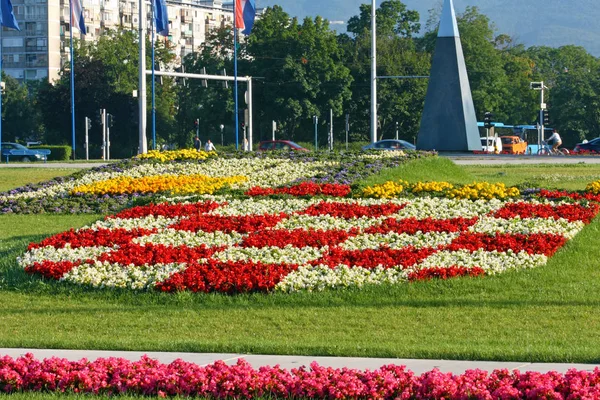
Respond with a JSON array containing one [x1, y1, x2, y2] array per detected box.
[[246, 6, 353, 142], [2, 75, 43, 142], [342, 0, 427, 142], [37, 29, 175, 158]]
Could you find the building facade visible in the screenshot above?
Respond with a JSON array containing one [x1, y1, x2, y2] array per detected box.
[[1, 0, 236, 82]]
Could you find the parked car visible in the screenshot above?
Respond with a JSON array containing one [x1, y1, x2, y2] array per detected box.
[[480, 137, 502, 153], [1, 142, 50, 162], [499, 136, 527, 154], [258, 140, 309, 152], [573, 137, 600, 154], [361, 139, 416, 151]]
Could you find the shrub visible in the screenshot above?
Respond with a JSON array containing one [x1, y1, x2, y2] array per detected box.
[[30, 145, 71, 161]]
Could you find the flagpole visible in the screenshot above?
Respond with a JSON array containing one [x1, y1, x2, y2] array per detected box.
[[233, 0, 239, 150], [0, 28, 3, 160], [151, 0, 156, 150], [69, 0, 76, 160]]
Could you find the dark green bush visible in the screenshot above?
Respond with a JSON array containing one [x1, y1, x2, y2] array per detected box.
[[30, 145, 71, 161]]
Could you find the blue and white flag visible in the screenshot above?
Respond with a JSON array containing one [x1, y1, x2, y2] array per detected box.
[[235, 0, 255, 35], [70, 0, 86, 35], [154, 0, 168, 36], [0, 0, 20, 31]]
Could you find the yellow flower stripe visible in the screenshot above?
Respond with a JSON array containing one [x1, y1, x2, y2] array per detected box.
[[586, 180, 600, 194], [70, 174, 247, 196], [362, 180, 519, 200], [136, 149, 217, 162], [447, 182, 520, 200]]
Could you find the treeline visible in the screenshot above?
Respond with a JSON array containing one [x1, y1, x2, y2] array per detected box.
[[5, 1, 600, 158]]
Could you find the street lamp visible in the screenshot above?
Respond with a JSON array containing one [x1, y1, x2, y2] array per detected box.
[[219, 124, 224, 146], [530, 81, 548, 151]]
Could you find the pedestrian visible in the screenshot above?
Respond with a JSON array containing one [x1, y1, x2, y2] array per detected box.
[[205, 139, 216, 152], [243, 138, 249, 152], [194, 136, 201, 151]]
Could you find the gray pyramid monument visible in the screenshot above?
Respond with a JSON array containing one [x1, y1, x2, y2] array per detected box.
[[416, 0, 481, 151]]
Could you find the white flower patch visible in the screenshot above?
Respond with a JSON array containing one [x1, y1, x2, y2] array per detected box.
[[341, 232, 459, 250], [471, 217, 584, 239], [133, 229, 243, 248], [62, 261, 187, 290], [212, 198, 318, 216], [17, 246, 113, 268], [395, 197, 505, 219], [418, 249, 547, 275], [90, 215, 179, 231], [358, 151, 406, 159], [212, 245, 323, 265], [276, 264, 409, 292], [273, 215, 383, 232]]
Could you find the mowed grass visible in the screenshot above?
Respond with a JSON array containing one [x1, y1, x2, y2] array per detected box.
[[0, 168, 80, 192], [462, 163, 600, 191], [1, 157, 600, 363]]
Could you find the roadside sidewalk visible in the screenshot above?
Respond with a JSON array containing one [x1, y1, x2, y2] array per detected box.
[[1, 349, 598, 374]]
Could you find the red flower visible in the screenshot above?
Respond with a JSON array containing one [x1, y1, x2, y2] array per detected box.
[[28, 228, 157, 250], [245, 182, 351, 197], [315, 246, 437, 269], [111, 200, 222, 219], [446, 232, 566, 256], [242, 228, 358, 248], [365, 217, 478, 235], [299, 202, 406, 219], [169, 213, 287, 233], [493, 202, 599, 223], [408, 266, 485, 281], [97, 243, 222, 266], [155, 260, 298, 293], [25, 260, 81, 279]]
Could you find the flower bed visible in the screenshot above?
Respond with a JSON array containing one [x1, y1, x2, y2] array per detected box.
[[0, 151, 429, 214], [2, 354, 600, 398], [19, 195, 598, 293]]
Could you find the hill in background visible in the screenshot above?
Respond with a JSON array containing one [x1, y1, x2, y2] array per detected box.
[[259, 0, 600, 56]]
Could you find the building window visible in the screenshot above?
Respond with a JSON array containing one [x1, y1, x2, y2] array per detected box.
[[3, 38, 23, 47], [25, 70, 37, 79]]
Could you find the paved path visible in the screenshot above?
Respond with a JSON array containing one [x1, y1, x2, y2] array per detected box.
[[444, 154, 600, 165], [0, 162, 108, 168], [1, 349, 597, 374]]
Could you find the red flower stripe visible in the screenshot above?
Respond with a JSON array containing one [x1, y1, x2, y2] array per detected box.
[[169, 213, 287, 233], [446, 232, 567, 256], [27, 228, 157, 250], [299, 202, 406, 219], [539, 189, 600, 203], [244, 182, 351, 197], [315, 246, 437, 269], [408, 266, 485, 281], [241, 228, 359, 248], [97, 243, 221, 266], [364, 217, 478, 235], [493, 202, 599, 223], [111, 200, 222, 219], [24, 260, 81, 280], [156, 260, 298, 293]]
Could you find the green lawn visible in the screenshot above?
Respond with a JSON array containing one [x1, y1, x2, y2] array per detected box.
[[0, 168, 80, 192], [1, 158, 600, 363]]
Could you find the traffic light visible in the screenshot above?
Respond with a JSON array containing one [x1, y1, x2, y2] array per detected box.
[[107, 113, 114, 127], [194, 119, 199, 129], [86, 117, 92, 130], [483, 112, 493, 129], [542, 110, 549, 125], [241, 122, 245, 129]]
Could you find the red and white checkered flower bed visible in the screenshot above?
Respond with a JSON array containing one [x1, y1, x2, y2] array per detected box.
[[19, 196, 598, 293]]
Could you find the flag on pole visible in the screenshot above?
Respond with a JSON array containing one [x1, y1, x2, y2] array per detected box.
[[235, 0, 255, 35], [70, 0, 86, 34], [0, 0, 20, 31], [154, 0, 169, 36]]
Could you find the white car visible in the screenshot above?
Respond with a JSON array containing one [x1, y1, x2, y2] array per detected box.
[[480, 137, 502, 153]]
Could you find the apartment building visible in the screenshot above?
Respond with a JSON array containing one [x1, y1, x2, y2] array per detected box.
[[1, 0, 237, 82]]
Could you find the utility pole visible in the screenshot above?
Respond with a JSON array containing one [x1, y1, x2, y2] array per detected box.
[[370, 0, 377, 144], [313, 115, 318, 151], [345, 114, 350, 151], [138, 0, 147, 154], [395, 121, 399, 140], [530, 81, 547, 151], [329, 108, 333, 151], [85, 117, 91, 160]]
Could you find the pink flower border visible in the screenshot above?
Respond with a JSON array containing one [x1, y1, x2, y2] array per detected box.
[[2, 354, 600, 398]]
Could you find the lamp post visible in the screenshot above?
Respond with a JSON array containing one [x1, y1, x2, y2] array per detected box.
[[313, 115, 318, 151], [220, 124, 224, 146], [530, 81, 547, 151]]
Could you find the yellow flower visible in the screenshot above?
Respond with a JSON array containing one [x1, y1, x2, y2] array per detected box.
[[136, 149, 217, 162], [362, 180, 407, 198], [586, 180, 600, 194], [70, 174, 247, 195]]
